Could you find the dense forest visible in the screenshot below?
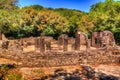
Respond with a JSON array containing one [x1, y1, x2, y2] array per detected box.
[[0, 0, 120, 44]]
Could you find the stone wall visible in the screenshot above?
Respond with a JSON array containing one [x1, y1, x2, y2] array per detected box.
[[0, 46, 120, 67], [91, 31, 116, 48]]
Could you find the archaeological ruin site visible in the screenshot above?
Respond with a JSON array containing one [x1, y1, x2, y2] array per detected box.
[[0, 30, 120, 80], [0, 30, 119, 67]]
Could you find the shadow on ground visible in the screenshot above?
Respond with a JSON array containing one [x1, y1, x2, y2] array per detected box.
[[38, 66, 119, 80]]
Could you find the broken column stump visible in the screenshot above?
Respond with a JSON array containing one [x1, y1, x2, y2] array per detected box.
[[34, 38, 40, 51], [39, 37, 45, 52], [91, 32, 102, 48], [58, 34, 68, 52], [46, 41, 51, 51], [74, 31, 90, 51], [75, 31, 80, 51], [63, 35, 68, 52]]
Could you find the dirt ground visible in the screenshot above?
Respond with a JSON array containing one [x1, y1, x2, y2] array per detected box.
[[0, 58, 120, 80], [93, 64, 120, 77]]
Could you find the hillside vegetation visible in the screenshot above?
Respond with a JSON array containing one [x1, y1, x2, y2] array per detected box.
[[0, 0, 120, 44]]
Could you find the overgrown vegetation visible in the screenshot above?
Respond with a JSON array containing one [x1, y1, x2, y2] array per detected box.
[[0, 64, 22, 80], [0, 0, 120, 44], [5, 71, 22, 80]]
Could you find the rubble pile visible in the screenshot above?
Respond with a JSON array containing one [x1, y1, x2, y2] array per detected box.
[[40, 66, 119, 80]]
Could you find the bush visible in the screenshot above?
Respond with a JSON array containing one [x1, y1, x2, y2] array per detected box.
[[5, 71, 22, 80]]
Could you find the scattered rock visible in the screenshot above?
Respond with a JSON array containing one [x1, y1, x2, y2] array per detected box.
[[40, 66, 119, 80]]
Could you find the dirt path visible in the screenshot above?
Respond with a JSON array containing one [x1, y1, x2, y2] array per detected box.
[[93, 64, 120, 77]]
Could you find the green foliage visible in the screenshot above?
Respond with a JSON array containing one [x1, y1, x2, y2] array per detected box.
[[0, 0, 120, 43], [26, 5, 44, 11], [33, 69, 45, 78], [54, 8, 88, 37], [0, 64, 15, 80], [0, 64, 22, 80], [90, 0, 120, 32], [0, 0, 19, 10], [5, 71, 22, 80], [42, 26, 55, 36], [0, 9, 26, 38], [89, 0, 120, 44]]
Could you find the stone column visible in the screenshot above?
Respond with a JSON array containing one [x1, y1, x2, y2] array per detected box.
[[46, 41, 51, 51], [75, 33, 80, 51], [98, 32, 103, 47], [91, 32, 102, 48], [63, 35, 68, 52], [58, 35, 63, 50], [34, 38, 39, 51], [86, 38, 90, 50], [85, 35, 90, 51], [58, 34, 68, 52], [91, 32, 97, 47], [39, 37, 45, 52]]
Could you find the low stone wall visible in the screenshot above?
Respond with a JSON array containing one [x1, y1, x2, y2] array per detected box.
[[0, 47, 120, 67]]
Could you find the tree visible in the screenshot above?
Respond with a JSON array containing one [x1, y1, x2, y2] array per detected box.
[[89, 0, 120, 44], [89, 0, 120, 32], [77, 14, 94, 33], [0, 0, 19, 10], [28, 5, 44, 11], [0, 9, 25, 38], [36, 10, 69, 37], [54, 8, 86, 37], [21, 7, 69, 38]]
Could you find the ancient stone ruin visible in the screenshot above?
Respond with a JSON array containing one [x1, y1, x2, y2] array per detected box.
[[0, 30, 120, 67], [91, 31, 115, 48]]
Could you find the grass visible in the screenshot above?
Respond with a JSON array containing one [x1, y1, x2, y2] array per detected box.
[[0, 64, 22, 80], [5, 71, 22, 80]]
